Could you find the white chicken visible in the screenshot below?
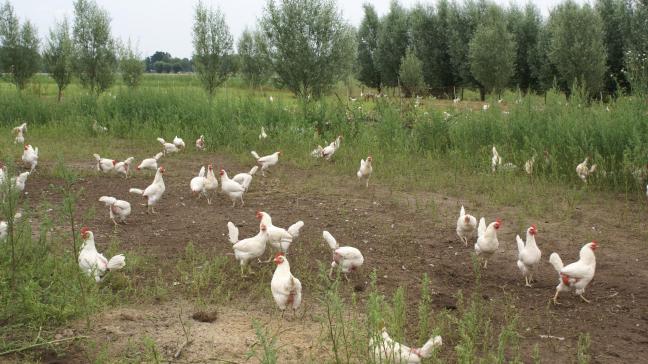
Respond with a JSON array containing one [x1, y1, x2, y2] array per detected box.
[[491, 146, 501, 172], [195, 135, 206, 150], [129, 166, 166, 213], [14, 129, 24, 144], [549, 241, 598, 304], [220, 169, 245, 207], [12, 172, 30, 192], [190, 166, 207, 200], [251, 151, 281, 177], [516, 224, 541, 287], [524, 155, 536, 175], [259, 126, 268, 140], [157, 137, 179, 155], [232, 166, 258, 192], [474, 217, 501, 268], [227, 222, 269, 276], [0, 212, 22, 241], [456, 205, 477, 246], [98, 196, 131, 225], [78, 227, 126, 283], [482, 104, 490, 111], [271, 253, 302, 317], [321, 135, 342, 161], [114, 157, 134, 178], [93, 154, 116, 173], [173, 136, 185, 149], [204, 164, 219, 204], [310, 145, 324, 158], [92, 120, 108, 133], [22, 145, 38, 172], [136, 152, 163, 172], [257, 211, 304, 256], [576, 157, 597, 183], [13, 122, 27, 135], [322, 230, 364, 280], [357, 156, 373, 187], [369, 328, 442, 364]]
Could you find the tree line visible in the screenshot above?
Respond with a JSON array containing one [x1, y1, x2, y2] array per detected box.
[[0, 0, 646, 100]]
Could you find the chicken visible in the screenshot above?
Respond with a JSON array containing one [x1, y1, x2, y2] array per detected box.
[[259, 126, 268, 140], [257, 211, 304, 256], [310, 145, 324, 158], [93, 154, 116, 173], [524, 155, 536, 175], [12, 171, 30, 192], [456, 205, 477, 246], [195, 135, 206, 150], [232, 166, 258, 192], [98, 196, 131, 225], [549, 241, 598, 304], [220, 169, 245, 207], [227, 222, 269, 276], [482, 104, 490, 111], [92, 120, 108, 133], [453, 97, 461, 104], [78, 227, 126, 283], [321, 135, 342, 161], [322, 230, 364, 280], [516, 225, 541, 287], [369, 328, 442, 364], [491, 146, 501, 172], [576, 157, 597, 183], [13, 122, 27, 135], [0, 212, 22, 241], [271, 253, 302, 316], [190, 166, 207, 200], [136, 152, 163, 171], [173, 136, 185, 149], [357, 156, 373, 187], [14, 129, 24, 144], [157, 137, 178, 155], [251, 151, 281, 177], [129, 166, 166, 213], [22, 145, 38, 172], [474, 217, 501, 268], [204, 164, 219, 204], [114, 157, 134, 178]]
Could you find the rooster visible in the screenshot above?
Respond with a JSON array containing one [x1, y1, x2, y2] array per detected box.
[[129, 166, 166, 213], [114, 157, 134, 178], [456, 205, 477, 246], [491, 146, 501, 172], [204, 164, 219, 204], [357, 156, 373, 187], [190, 166, 207, 200], [259, 126, 268, 140], [12, 172, 30, 192], [173, 136, 185, 149], [98, 196, 131, 225], [195, 135, 206, 150], [271, 252, 302, 317], [137, 152, 163, 172], [322, 230, 364, 280], [321, 135, 342, 161], [370, 328, 442, 364], [157, 137, 178, 155], [22, 145, 38, 172], [251, 151, 280, 177], [0, 212, 22, 241], [94, 154, 116, 173], [257, 211, 304, 257], [220, 169, 245, 207], [516, 225, 541, 287], [475, 217, 501, 268], [232, 166, 258, 192], [576, 157, 597, 183], [78, 227, 126, 282], [227, 222, 269, 277], [549, 241, 598, 304]]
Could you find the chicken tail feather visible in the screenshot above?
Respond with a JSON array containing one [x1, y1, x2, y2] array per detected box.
[[107, 254, 126, 270], [418, 336, 443, 358], [287, 221, 304, 239], [549, 252, 564, 273], [227, 222, 239, 243], [323, 231, 338, 250], [250, 151, 260, 159], [129, 188, 144, 195]]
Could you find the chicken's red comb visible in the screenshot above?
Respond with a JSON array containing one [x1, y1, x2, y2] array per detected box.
[[275, 252, 285, 258], [496, 218, 502, 224], [531, 224, 537, 230], [80, 227, 89, 234]]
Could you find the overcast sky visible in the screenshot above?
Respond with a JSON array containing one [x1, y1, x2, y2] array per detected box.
[[14, 0, 581, 59]]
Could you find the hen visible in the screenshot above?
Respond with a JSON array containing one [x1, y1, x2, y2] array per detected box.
[[227, 222, 269, 276], [78, 227, 126, 282], [220, 169, 245, 207], [129, 166, 166, 213], [474, 217, 501, 268], [22, 145, 38, 172], [576, 157, 597, 183], [357, 156, 373, 187], [257, 211, 304, 257], [136, 152, 163, 172], [14, 128, 24, 144], [516, 224, 541, 287], [232, 166, 258, 192], [114, 157, 134, 178], [271, 253, 302, 317], [322, 230, 364, 280], [456, 205, 477, 246], [251, 151, 280, 177], [369, 328, 442, 364], [12, 172, 30, 192], [93, 154, 116, 173], [204, 164, 219, 204], [321, 135, 342, 161], [99, 196, 132, 225], [173, 136, 185, 149], [259, 126, 268, 140], [491, 146, 501, 172], [549, 241, 598, 304], [0, 212, 22, 241], [157, 137, 178, 155], [190, 166, 207, 200], [195, 135, 206, 150]]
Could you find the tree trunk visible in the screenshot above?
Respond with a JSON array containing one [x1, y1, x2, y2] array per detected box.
[[57, 88, 62, 102], [479, 87, 485, 101]]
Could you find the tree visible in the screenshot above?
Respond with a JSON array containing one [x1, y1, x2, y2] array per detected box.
[[0, 1, 40, 90], [399, 48, 424, 97], [596, 0, 631, 95], [357, 4, 381, 91], [625, 0, 648, 94], [507, 4, 541, 93], [446, 0, 487, 93], [44, 17, 73, 101], [72, 0, 117, 95], [145, 51, 171, 71], [469, 6, 517, 97], [548, 1, 607, 96], [528, 24, 557, 94], [260, 0, 356, 98], [192, 2, 233, 97], [376, 1, 409, 88], [119, 39, 144, 88], [238, 29, 271, 88]]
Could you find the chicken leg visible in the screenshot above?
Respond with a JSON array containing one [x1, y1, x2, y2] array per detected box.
[[552, 290, 561, 305], [579, 294, 591, 303]]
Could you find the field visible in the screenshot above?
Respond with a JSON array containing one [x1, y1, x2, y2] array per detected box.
[[1, 74, 647, 363]]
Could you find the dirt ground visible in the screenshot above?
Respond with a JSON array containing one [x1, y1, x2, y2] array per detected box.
[[13, 150, 648, 363]]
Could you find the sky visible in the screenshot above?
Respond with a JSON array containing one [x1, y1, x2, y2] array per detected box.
[[13, 0, 581, 59]]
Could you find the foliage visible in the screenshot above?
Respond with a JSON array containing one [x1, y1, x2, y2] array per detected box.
[[357, 4, 381, 91], [118, 39, 145, 89], [506, 4, 541, 92], [398, 47, 424, 97], [192, 2, 233, 97], [376, 1, 409, 88], [44, 17, 73, 101], [144, 51, 193, 73], [596, 0, 631, 94], [237, 29, 271, 88], [0, 1, 40, 90], [260, 0, 356, 98]]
